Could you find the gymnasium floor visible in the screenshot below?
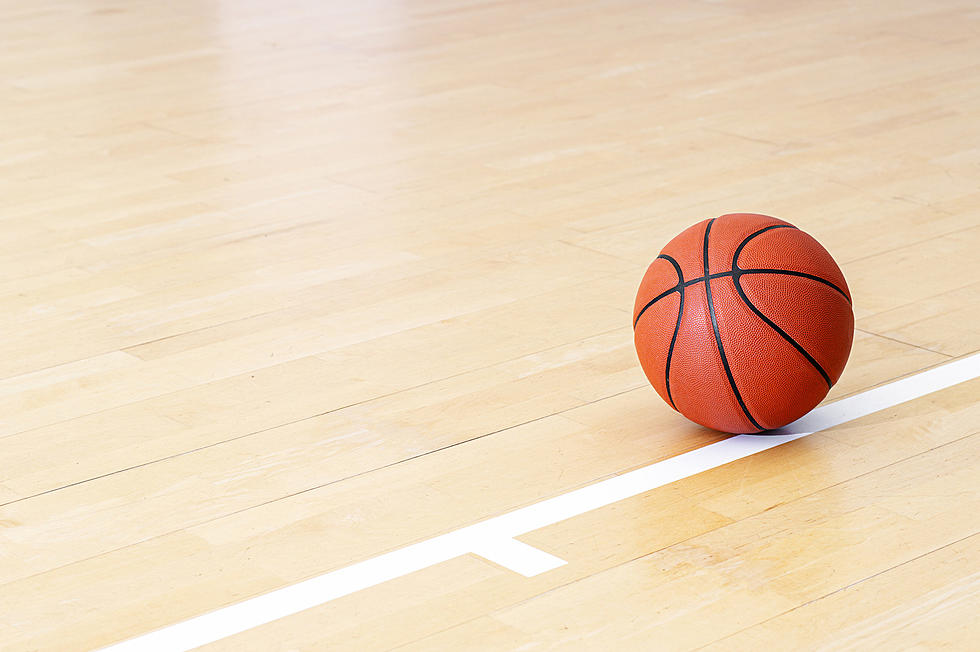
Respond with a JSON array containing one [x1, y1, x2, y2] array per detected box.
[[1, 0, 978, 650]]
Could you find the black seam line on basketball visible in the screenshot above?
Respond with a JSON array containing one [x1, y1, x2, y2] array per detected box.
[[731, 275, 833, 389], [659, 254, 684, 409], [738, 269, 851, 303], [731, 223, 852, 304], [733, 225, 835, 388], [633, 269, 849, 330], [682, 269, 849, 293], [632, 254, 681, 328], [703, 218, 765, 432]]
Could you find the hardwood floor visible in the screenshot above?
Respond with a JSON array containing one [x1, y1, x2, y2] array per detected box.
[[0, 0, 977, 649]]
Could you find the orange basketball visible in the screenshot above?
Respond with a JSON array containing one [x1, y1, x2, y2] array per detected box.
[[633, 213, 854, 433]]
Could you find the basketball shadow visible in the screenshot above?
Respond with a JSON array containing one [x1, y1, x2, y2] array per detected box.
[[755, 397, 882, 437], [736, 402, 848, 437]]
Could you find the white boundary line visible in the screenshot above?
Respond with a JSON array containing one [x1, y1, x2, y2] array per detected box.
[[99, 353, 980, 651]]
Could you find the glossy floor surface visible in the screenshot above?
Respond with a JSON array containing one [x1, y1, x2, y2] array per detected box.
[[1, 0, 978, 649]]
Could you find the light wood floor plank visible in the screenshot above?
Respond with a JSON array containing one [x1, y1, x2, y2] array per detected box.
[[1, 0, 977, 649]]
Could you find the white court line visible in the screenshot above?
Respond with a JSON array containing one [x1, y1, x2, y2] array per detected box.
[[99, 353, 980, 652], [471, 537, 568, 576]]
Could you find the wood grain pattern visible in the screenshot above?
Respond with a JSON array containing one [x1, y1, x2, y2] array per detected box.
[[0, 0, 977, 649]]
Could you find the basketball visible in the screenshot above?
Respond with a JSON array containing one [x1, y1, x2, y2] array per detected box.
[[633, 213, 854, 433]]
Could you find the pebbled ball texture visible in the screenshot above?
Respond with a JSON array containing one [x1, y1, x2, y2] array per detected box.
[[632, 213, 854, 433]]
